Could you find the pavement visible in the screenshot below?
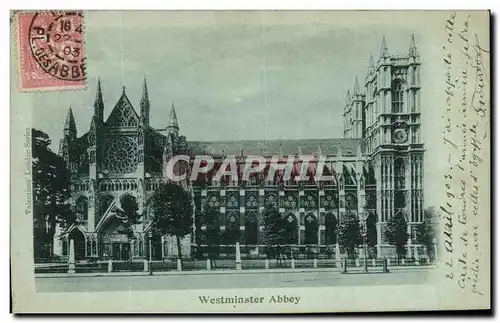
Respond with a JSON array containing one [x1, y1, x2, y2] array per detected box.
[[35, 267, 438, 293], [35, 265, 437, 278]]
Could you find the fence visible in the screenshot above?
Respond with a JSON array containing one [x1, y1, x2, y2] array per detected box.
[[35, 256, 433, 274]]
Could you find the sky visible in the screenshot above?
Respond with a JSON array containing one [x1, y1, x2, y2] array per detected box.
[[29, 11, 422, 149]]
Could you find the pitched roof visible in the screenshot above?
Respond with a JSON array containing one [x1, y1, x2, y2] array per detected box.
[[186, 138, 365, 157]]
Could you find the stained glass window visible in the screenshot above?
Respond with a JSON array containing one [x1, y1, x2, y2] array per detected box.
[[75, 196, 88, 221], [104, 136, 139, 174], [392, 79, 404, 113]]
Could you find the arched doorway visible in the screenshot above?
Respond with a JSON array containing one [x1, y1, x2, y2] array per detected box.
[[99, 217, 132, 261], [68, 229, 86, 260]]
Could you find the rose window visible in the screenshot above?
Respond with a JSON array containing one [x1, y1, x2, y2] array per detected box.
[[208, 196, 219, 208], [284, 195, 297, 209], [104, 136, 138, 174], [245, 194, 258, 208]]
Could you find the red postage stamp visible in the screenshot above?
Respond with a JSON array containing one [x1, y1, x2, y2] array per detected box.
[[17, 11, 86, 91]]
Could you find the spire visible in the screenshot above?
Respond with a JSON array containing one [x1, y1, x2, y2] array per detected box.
[[93, 78, 104, 123], [167, 102, 179, 134], [64, 107, 77, 138], [409, 33, 419, 57], [366, 54, 375, 77], [345, 90, 351, 105], [353, 77, 360, 95], [140, 77, 150, 125], [380, 35, 389, 58]]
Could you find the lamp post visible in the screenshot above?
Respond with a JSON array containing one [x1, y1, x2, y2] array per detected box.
[[359, 211, 369, 273], [148, 230, 153, 275]]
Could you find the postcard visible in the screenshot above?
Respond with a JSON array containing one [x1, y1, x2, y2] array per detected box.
[[10, 10, 490, 313]]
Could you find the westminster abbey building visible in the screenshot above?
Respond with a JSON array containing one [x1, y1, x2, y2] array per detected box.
[[53, 35, 424, 261]]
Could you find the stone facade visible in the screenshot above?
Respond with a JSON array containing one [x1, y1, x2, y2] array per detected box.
[[53, 35, 424, 261]]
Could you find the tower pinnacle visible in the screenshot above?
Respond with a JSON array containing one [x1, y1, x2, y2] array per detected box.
[[64, 107, 77, 138], [140, 77, 150, 125], [93, 78, 104, 123], [380, 35, 389, 58], [353, 77, 360, 95], [167, 102, 179, 134], [409, 34, 419, 57], [367, 54, 375, 77]]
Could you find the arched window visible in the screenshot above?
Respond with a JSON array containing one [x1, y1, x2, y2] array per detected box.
[[392, 80, 404, 113], [304, 214, 318, 245], [394, 158, 405, 190], [75, 196, 88, 221], [325, 213, 338, 245], [244, 212, 258, 245], [224, 212, 240, 244], [284, 214, 298, 245]]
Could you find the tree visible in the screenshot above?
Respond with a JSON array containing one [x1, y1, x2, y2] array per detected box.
[[204, 208, 221, 267], [417, 207, 439, 260], [365, 212, 378, 257], [151, 183, 193, 267], [260, 206, 287, 264], [32, 129, 73, 259], [385, 211, 409, 263], [336, 211, 361, 260]]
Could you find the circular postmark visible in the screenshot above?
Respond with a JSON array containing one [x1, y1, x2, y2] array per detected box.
[[28, 11, 86, 81]]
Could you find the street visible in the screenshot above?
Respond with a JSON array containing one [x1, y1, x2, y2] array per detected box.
[[35, 268, 437, 293]]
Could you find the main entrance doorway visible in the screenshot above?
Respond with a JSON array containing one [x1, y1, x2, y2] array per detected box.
[[111, 242, 130, 260], [100, 217, 133, 261]]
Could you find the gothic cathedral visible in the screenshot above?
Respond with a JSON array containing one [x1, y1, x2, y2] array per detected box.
[[54, 35, 424, 261]]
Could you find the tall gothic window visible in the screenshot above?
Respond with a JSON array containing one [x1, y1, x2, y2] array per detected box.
[[304, 214, 318, 245], [391, 80, 404, 113], [324, 213, 337, 245], [394, 158, 405, 190], [244, 212, 258, 245], [75, 196, 88, 221]]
